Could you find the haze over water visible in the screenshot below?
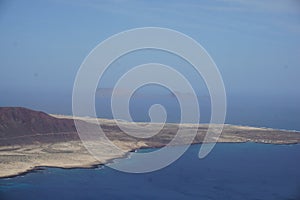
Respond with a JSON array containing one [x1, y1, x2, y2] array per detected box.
[[0, 1, 300, 199]]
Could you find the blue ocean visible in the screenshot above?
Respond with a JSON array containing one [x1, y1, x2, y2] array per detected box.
[[1, 0, 300, 199], [0, 143, 300, 200], [1, 93, 300, 199]]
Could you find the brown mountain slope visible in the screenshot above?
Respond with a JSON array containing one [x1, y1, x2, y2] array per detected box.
[[0, 107, 77, 137], [0, 107, 79, 145]]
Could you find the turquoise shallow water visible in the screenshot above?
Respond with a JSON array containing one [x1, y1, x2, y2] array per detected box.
[[0, 143, 300, 200]]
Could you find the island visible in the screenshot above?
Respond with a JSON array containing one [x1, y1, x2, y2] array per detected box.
[[0, 107, 299, 178]]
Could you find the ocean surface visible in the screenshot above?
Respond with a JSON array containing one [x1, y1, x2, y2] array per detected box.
[[0, 143, 300, 200], [1, 92, 300, 199]]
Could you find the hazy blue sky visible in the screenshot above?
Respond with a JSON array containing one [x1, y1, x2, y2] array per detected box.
[[1, 0, 300, 112]]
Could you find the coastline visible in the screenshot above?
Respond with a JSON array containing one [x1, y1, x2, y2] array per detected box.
[[1, 140, 300, 179], [0, 160, 110, 180], [1, 109, 300, 179]]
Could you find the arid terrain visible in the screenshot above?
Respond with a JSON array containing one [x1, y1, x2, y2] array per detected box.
[[0, 107, 299, 178]]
